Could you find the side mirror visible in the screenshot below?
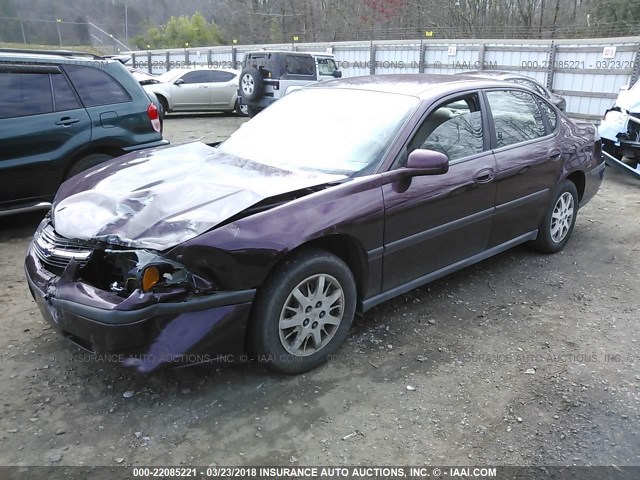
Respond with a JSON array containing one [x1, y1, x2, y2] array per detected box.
[[333, 70, 342, 78], [174, 78, 185, 86], [405, 149, 449, 176]]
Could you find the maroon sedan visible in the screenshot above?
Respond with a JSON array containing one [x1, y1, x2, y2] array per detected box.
[[25, 75, 604, 374]]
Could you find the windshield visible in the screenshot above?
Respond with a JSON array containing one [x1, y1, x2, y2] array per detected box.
[[218, 88, 418, 175]]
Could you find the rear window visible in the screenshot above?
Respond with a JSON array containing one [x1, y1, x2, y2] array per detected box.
[[64, 65, 130, 107], [285, 55, 315, 76], [51, 73, 81, 111], [245, 55, 274, 70], [0, 72, 53, 119]]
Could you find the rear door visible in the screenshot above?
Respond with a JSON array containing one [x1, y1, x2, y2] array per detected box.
[[168, 70, 210, 109], [207, 70, 238, 109], [0, 67, 91, 206], [484, 88, 562, 247], [381, 92, 497, 291]]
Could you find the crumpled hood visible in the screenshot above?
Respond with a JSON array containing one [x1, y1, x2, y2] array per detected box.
[[52, 142, 346, 250], [615, 87, 640, 112]]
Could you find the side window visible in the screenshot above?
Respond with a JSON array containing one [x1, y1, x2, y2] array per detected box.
[[285, 55, 315, 76], [486, 90, 546, 148], [539, 100, 558, 131], [423, 111, 484, 161], [51, 73, 81, 111], [395, 93, 484, 167], [181, 71, 210, 84], [208, 70, 236, 83], [317, 58, 337, 75], [64, 65, 130, 107], [0, 72, 53, 119]]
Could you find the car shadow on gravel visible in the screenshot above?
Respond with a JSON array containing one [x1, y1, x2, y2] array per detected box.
[[0, 210, 46, 241]]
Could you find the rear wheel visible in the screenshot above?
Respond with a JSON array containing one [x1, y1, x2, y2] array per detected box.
[[65, 153, 113, 181], [529, 180, 578, 254], [249, 249, 356, 374]]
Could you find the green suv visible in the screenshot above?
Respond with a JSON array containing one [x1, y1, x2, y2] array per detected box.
[[0, 49, 168, 216]]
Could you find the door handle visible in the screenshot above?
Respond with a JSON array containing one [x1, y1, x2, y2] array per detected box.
[[55, 117, 80, 126], [474, 168, 495, 184], [199, 85, 209, 89], [549, 149, 562, 161]]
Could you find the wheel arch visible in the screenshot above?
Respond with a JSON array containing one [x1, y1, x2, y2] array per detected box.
[[243, 233, 369, 354], [565, 170, 586, 202], [63, 145, 125, 180], [155, 93, 169, 112]]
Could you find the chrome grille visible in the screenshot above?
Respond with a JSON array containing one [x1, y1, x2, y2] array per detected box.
[[32, 223, 93, 270]]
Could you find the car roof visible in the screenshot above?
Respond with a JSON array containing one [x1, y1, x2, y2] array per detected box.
[[0, 48, 112, 64], [312, 74, 522, 99], [244, 50, 314, 57], [460, 70, 539, 81]]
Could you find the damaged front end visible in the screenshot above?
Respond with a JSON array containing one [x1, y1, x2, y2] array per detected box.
[[24, 142, 349, 372], [25, 215, 254, 373]]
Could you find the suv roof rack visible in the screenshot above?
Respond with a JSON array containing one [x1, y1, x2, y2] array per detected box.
[[0, 48, 104, 59]]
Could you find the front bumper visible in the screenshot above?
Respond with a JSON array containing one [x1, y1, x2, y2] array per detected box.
[[25, 249, 254, 373]]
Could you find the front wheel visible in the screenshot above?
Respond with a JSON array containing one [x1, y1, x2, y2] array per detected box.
[[529, 180, 578, 253], [249, 249, 356, 374]]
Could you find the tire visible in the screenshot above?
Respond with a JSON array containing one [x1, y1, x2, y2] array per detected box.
[[247, 106, 262, 118], [157, 95, 169, 115], [235, 100, 249, 117], [239, 67, 264, 101], [249, 249, 357, 374], [529, 180, 579, 254], [65, 153, 113, 181]]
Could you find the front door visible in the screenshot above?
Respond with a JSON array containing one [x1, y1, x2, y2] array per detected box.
[[382, 92, 497, 291], [171, 70, 211, 109]]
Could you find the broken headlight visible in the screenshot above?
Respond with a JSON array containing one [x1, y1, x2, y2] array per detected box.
[[105, 249, 193, 295]]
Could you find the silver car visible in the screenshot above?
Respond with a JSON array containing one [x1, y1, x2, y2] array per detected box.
[[144, 67, 247, 116]]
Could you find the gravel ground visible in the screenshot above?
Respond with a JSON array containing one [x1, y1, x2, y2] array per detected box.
[[0, 114, 639, 468]]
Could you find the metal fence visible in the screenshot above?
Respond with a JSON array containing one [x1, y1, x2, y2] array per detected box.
[[129, 36, 640, 121]]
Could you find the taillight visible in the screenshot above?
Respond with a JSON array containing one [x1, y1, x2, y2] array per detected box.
[[270, 80, 280, 90], [147, 103, 162, 133]]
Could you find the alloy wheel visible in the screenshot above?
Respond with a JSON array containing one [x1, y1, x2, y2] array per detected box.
[[278, 274, 345, 357], [550, 192, 574, 243], [241, 74, 254, 95]]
